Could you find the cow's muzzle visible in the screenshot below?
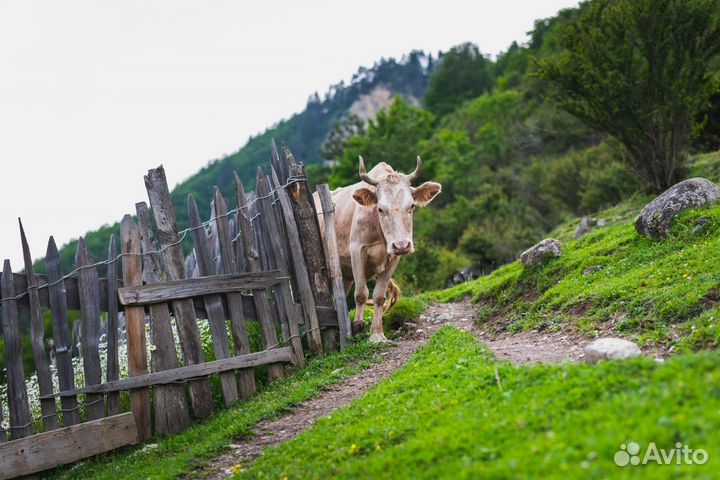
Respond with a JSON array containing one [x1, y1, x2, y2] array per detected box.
[[391, 241, 413, 256]]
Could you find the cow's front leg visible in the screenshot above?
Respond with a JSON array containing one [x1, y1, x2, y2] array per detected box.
[[369, 257, 400, 343], [350, 245, 369, 328]]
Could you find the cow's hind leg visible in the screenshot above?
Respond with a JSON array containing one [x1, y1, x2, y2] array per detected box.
[[369, 257, 400, 343]]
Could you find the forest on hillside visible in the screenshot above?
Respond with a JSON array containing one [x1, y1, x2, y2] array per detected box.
[[314, 0, 720, 293]]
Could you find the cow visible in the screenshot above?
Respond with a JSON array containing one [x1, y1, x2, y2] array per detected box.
[[315, 156, 441, 343]]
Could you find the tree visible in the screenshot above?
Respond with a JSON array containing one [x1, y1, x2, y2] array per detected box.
[[424, 43, 494, 117], [320, 114, 365, 162], [328, 97, 434, 187], [537, 0, 720, 192]]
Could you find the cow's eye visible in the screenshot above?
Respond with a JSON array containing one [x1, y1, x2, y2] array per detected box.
[[409, 204, 417, 212], [378, 207, 385, 214]]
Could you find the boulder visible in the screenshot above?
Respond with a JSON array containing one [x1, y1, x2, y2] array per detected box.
[[635, 178, 720, 238], [584, 337, 641, 363], [520, 238, 564, 267]]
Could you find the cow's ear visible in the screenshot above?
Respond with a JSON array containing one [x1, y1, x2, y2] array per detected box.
[[412, 181, 441, 207], [353, 187, 378, 206]]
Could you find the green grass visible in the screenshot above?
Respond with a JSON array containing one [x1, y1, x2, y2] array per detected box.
[[48, 340, 386, 480], [238, 327, 720, 479], [425, 202, 720, 352]]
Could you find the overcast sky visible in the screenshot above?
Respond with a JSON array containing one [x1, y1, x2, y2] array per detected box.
[[0, 0, 578, 268]]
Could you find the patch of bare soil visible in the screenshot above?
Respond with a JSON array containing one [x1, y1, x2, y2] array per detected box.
[[201, 298, 590, 478]]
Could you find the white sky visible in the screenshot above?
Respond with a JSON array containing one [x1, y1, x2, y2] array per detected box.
[[0, 0, 578, 268]]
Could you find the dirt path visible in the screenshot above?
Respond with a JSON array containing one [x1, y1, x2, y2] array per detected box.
[[202, 299, 588, 478]]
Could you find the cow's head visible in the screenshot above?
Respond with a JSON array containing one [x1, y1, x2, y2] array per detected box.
[[353, 156, 441, 256]]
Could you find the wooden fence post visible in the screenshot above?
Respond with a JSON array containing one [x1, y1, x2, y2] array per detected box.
[[1, 260, 33, 439], [283, 150, 338, 349], [136, 202, 192, 435], [317, 185, 352, 349], [213, 188, 257, 399], [105, 234, 121, 416], [45, 237, 80, 426], [144, 166, 214, 419], [19, 220, 58, 430], [188, 194, 239, 406], [120, 216, 152, 441], [75, 238, 105, 421]]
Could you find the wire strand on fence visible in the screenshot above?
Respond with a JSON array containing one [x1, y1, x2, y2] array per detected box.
[[0, 176, 304, 304]]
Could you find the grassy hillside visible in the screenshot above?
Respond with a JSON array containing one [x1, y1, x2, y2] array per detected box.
[[239, 328, 720, 479], [428, 183, 720, 354]]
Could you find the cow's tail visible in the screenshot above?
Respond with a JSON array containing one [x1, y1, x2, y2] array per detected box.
[[384, 279, 401, 311], [364, 278, 401, 311]]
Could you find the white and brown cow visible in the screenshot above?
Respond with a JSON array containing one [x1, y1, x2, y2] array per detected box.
[[315, 156, 441, 343]]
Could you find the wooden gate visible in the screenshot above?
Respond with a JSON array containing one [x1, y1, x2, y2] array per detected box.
[[0, 144, 350, 478]]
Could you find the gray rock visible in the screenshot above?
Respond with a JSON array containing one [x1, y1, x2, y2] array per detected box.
[[583, 265, 603, 276], [575, 217, 592, 239], [635, 178, 720, 238], [520, 238, 564, 267], [584, 337, 641, 363]]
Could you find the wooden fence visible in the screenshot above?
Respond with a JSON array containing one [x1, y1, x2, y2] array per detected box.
[[0, 144, 350, 479]]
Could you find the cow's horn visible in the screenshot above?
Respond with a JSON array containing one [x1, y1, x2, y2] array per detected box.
[[358, 156, 378, 186], [406, 156, 423, 183]]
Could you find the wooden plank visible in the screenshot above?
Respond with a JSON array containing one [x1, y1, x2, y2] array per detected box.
[[214, 188, 256, 399], [1, 260, 33, 439], [75, 238, 105, 421], [105, 234, 121, 416], [136, 202, 191, 435], [145, 165, 214, 419], [257, 169, 305, 367], [234, 172, 285, 380], [317, 185, 352, 349], [284, 148, 338, 350], [119, 216, 151, 441], [274, 168, 323, 354], [19, 219, 58, 431], [118, 271, 282, 306], [0, 412, 139, 480], [188, 193, 239, 407], [42, 348, 294, 398], [45, 237, 80, 426]]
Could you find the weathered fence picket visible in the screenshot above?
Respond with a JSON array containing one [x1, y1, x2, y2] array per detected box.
[[136, 202, 192, 435], [0, 143, 351, 477], [46, 237, 81, 426], [283, 149, 338, 349], [105, 234, 121, 416], [120, 217, 152, 441], [19, 220, 58, 430], [213, 188, 257, 399], [188, 193, 240, 406], [257, 169, 304, 367], [75, 238, 105, 421], [235, 172, 285, 380], [1, 261, 32, 439], [145, 166, 215, 419]]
